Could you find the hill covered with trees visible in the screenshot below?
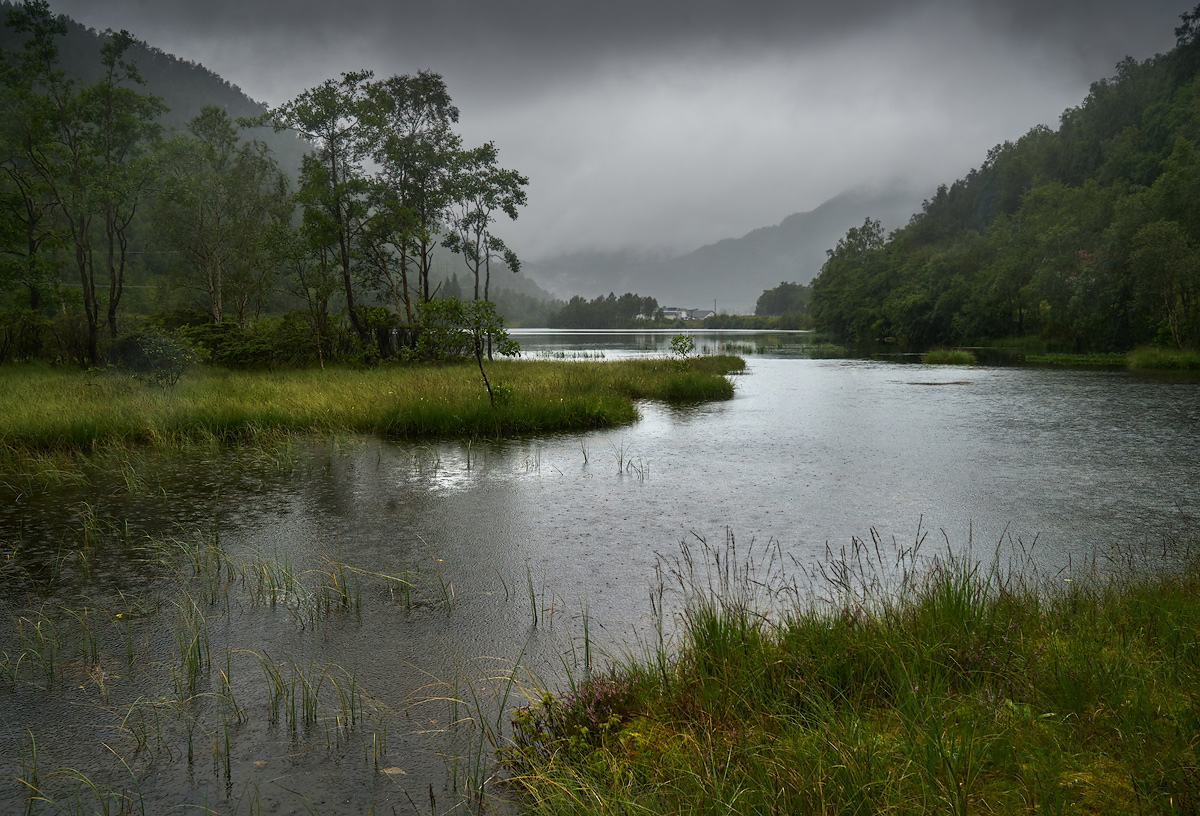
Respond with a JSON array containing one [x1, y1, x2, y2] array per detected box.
[[810, 6, 1200, 353]]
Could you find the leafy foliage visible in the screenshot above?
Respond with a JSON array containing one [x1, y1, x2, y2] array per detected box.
[[155, 106, 290, 324], [0, 306, 49, 362], [0, 6, 529, 369], [669, 333, 695, 370], [416, 297, 520, 405], [266, 69, 526, 348], [754, 281, 811, 317], [0, 2, 164, 365]]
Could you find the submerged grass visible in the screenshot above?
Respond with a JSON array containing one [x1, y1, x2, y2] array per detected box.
[[0, 516, 453, 814], [0, 357, 742, 474], [500, 529, 1200, 815]]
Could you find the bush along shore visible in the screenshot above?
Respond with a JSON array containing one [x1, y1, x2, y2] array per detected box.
[[0, 356, 743, 456], [499, 530, 1200, 815]]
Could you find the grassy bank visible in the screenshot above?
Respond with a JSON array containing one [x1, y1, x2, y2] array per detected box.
[[499, 533, 1200, 815], [1127, 347, 1200, 371], [922, 348, 977, 365], [1023, 352, 1130, 366], [1022, 348, 1200, 370], [0, 356, 743, 457]]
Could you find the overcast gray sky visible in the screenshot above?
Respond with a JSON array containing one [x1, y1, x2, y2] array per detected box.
[[47, 0, 1186, 261]]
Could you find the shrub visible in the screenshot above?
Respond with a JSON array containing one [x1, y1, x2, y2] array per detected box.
[[110, 331, 195, 387], [0, 307, 50, 363], [176, 319, 316, 369], [670, 333, 695, 370]]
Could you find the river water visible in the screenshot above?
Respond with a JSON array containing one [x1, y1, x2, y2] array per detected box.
[[1, 330, 1198, 814]]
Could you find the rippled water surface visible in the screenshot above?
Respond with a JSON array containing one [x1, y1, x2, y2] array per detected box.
[[2, 332, 1198, 814]]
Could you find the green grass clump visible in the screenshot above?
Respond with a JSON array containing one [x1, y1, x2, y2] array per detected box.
[[1024, 352, 1127, 366], [0, 357, 743, 460], [1127, 346, 1200, 371], [500, 533, 1200, 815], [922, 348, 977, 365]]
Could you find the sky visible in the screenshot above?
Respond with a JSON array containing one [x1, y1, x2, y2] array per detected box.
[[46, 0, 1187, 262]]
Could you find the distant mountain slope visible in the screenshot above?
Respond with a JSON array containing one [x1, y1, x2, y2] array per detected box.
[[0, 3, 308, 173], [658, 183, 925, 309], [521, 249, 668, 305], [523, 183, 925, 313]]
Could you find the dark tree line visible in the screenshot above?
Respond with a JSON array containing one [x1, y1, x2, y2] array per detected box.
[[810, 6, 1200, 352], [547, 292, 661, 329], [754, 281, 811, 319]]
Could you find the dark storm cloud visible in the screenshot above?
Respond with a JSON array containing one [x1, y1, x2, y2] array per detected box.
[[51, 0, 1183, 79], [43, 0, 1191, 259]]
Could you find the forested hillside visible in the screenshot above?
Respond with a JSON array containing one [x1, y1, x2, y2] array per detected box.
[[811, 6, 1200, 352]]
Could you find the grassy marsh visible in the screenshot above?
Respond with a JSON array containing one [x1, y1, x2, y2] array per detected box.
[[500, 530, 1200, 815]]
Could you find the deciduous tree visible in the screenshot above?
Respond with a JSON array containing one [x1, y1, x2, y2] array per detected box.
[[268, 71, 376, 344], [369, 71, 461, 309], [4, 1, 164, 365], [155, 106, 289, 324], [442, 141, 527, 304]]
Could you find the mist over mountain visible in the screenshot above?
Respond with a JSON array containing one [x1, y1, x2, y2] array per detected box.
[[522, 182, 925, 313]]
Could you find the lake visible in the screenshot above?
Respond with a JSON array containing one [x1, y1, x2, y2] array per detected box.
[[2, 330, 1198, 814]]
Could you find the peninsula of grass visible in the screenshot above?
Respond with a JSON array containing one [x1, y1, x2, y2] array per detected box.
[[500, 537, 1200, 815], [0, 355, 744, 458]]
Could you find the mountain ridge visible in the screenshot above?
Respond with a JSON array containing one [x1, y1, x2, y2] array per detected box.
[[523, 182, 926, 312]]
